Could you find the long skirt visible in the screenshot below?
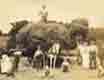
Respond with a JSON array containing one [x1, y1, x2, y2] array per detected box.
[[1, 57, 13, 74], [82, 53, 90, 69]]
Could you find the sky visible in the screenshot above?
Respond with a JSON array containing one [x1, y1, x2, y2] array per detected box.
[[0, 0, 104, 33]]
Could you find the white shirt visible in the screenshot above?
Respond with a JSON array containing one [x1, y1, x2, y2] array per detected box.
[[14, 51, 22, 56], [78, 44, 89, 55], [89, 45, 98, 53], [39, 9, 48, 17], [34, 49, 43, 57], [62, 61, 69, 66]]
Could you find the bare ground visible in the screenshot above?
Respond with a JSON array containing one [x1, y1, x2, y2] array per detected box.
[[0, 64, 103, 80]]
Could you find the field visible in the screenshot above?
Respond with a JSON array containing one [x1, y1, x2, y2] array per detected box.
[[0, 64, 101, 80], [0, 57, 102, 80]]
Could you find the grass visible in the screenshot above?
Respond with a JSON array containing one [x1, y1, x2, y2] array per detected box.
[[2, 65, 100, 80]]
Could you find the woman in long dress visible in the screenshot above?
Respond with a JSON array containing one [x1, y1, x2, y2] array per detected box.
[[78, 41, 90, 69], [1, 54, 13, 75]]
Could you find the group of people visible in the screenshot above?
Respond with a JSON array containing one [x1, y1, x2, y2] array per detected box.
[[0, 41, 61, 77], [60, 40, 98, 73], [0, 39, 103, 78], [32, 39, 99, 74], [77, 40, 98, 69], [77, 40, 104, 77], [32, 41, 61, 70]]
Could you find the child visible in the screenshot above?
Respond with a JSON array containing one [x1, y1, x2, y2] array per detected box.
[[62, 58, 69, 72], [44, 65, 50, 77]]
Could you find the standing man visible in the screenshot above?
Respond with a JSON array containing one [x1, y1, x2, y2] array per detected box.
[[89, 40, 98, 69], [39, 5, 48, 23], [13, 50, 22, 72], [33, 45, 43, 71]]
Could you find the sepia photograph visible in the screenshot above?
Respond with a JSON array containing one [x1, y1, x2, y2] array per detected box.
[[0, 0, 104, 80]]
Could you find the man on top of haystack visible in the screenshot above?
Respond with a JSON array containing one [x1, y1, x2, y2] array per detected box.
[[39, 5, 48, 23]]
